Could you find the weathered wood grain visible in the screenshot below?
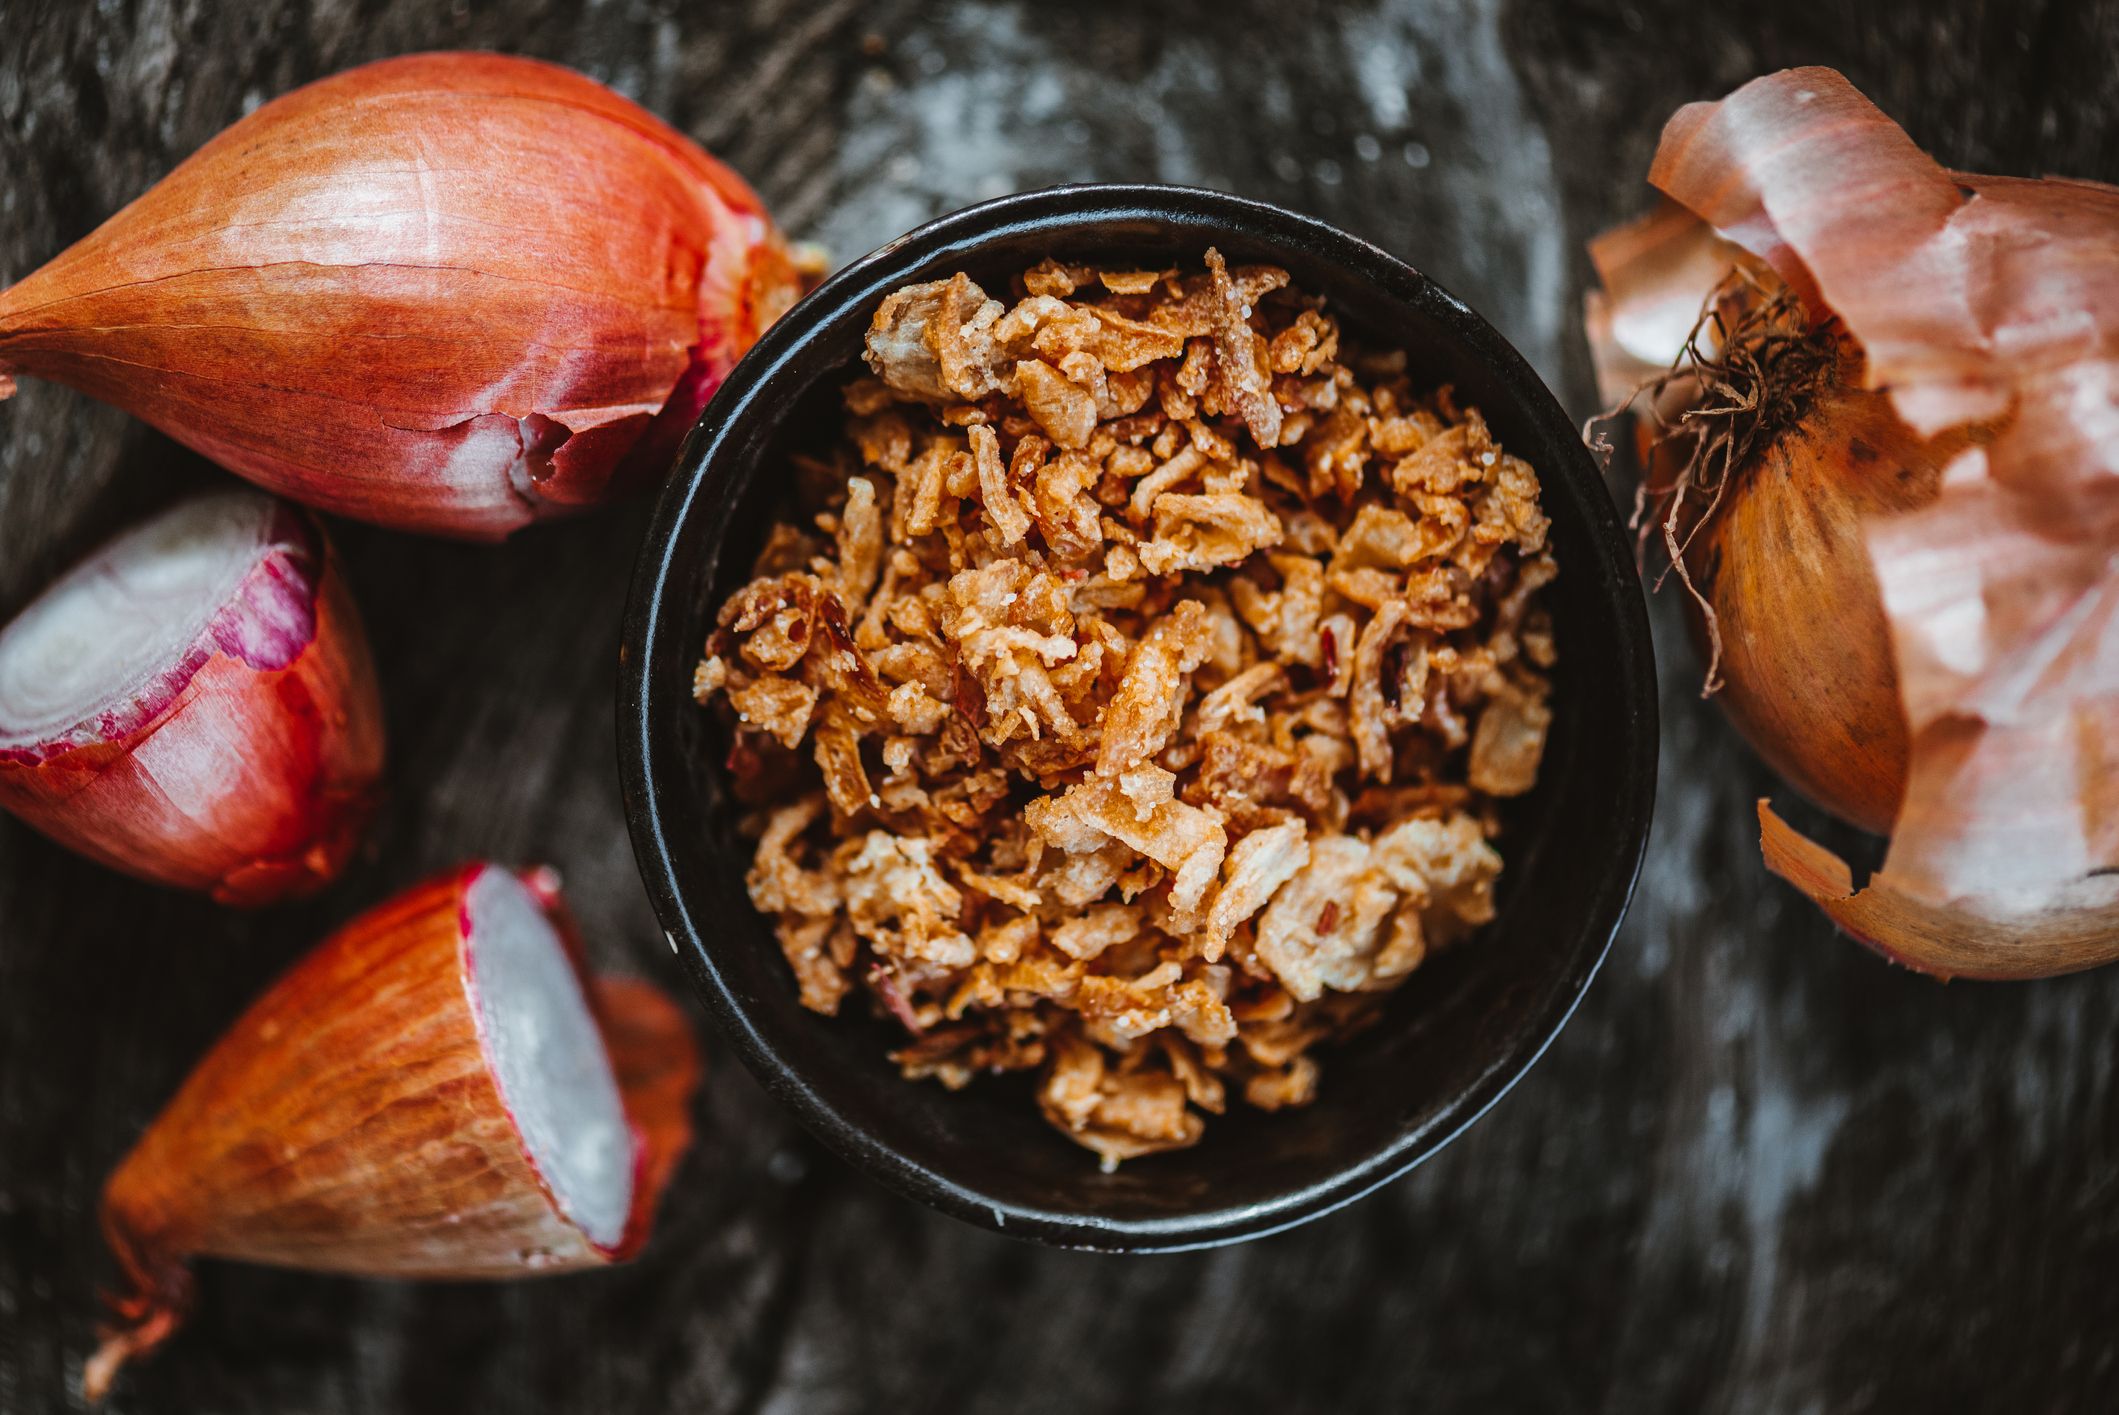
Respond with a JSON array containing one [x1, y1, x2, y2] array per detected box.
[[2, 0, 2116, 1410]]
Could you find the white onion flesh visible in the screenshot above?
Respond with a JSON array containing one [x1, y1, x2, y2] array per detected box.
[[466, 867, 633, 1249], [0, 490, 272, 747]]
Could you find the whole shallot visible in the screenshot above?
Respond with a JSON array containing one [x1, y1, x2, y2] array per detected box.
[[0, 52, 804, 538]]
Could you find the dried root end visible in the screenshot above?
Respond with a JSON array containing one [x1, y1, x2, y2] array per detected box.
[[82, 1216, 194, 1405], [84, 1301, 184, 1405], [1586, 269, 1839, 696]]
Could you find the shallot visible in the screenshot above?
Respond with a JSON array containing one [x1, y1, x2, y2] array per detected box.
[[87, 863, 701, 1400], [0, 52, 804, 538], [1588, 68, 2119, 977], [0, 488, 382, 904]]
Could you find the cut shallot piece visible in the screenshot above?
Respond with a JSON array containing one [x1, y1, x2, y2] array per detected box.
[[86, 863, 701, 1401], [0, 488, 383, 904]]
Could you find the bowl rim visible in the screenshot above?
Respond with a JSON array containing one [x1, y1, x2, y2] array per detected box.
[[619, 182, 1658, 1252]]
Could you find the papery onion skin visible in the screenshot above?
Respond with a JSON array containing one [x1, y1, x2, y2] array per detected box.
[[590, 973, 704, 1239], [1585, 199, 1746, 409], [0, 494, 383, 905], [0, 52, 801, 539], [1760, 802, 2119, 980], [87, 863, 700, 1401]]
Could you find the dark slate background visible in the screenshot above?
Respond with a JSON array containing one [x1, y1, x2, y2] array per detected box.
[[3, 0, 2116, 1410]]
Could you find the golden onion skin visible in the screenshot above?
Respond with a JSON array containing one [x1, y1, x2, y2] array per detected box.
[[1682, 381, 1955, 837]]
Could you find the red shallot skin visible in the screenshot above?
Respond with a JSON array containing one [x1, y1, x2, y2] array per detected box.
[[0, 501, 384, 906], [0, 52, 803, 538], [89, 864, 701, 1400], [591, 973, 704, 1254]]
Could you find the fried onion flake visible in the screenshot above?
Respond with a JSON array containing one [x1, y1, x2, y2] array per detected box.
[[699, 251, 1559, 1162]]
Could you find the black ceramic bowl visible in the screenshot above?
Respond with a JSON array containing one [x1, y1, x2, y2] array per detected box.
[[620, 185, 1656, 1252]]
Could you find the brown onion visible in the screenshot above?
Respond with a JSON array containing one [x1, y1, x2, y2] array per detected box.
[[1590, 67, 2119, 977], [0, 488, 382, 903], [87, 863, 701, 1399], [0, 52, 803, 538]]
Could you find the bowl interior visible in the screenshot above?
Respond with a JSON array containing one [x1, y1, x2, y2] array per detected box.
[[622, 186, 1655, 1250]]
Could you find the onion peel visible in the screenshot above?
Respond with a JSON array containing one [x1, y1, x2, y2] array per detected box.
[[592, 974, 702, 1233], [1758, 800, 2119, 980], [1585, 197, 1747, 410]]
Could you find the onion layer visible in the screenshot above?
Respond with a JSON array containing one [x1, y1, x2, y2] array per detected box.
[[0, 52, 803, 538], [87, 863, 701, 1400], [1592, 67, 2119, 976], [0, 489, 383, 904]]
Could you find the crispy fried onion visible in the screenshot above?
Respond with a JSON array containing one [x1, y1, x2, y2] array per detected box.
[[701, 251, 1557, 1161]]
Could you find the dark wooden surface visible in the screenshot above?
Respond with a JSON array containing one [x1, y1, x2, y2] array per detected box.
[[3, 1, 2117, 1410]]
